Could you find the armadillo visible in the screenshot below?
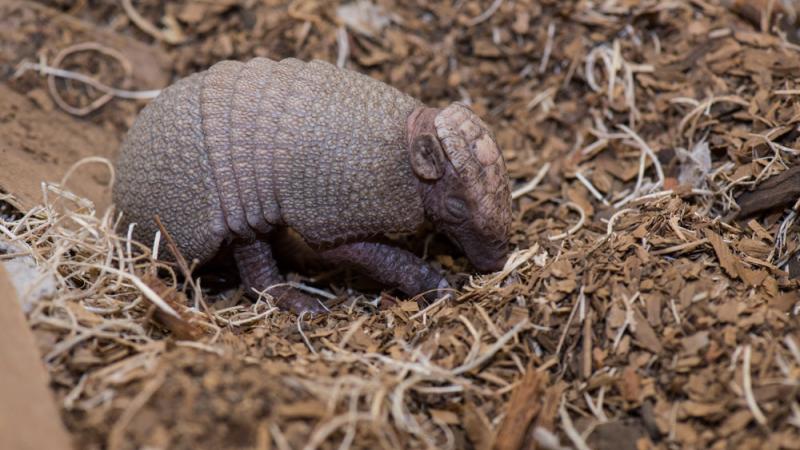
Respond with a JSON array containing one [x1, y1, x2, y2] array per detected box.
[[113, 57, 512, 313]]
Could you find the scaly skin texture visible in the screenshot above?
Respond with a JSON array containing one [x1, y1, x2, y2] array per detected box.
[[113, 57, 511, 314]]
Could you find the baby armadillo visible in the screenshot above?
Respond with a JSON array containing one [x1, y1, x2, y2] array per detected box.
[[113, 57, 511, 313]]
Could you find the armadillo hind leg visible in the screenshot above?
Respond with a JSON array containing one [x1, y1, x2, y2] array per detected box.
[[233, 239, 328, 314], [317, 242, 448, 300]]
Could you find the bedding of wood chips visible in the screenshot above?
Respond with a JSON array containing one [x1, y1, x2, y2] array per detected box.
[[4, 0, 800, 449]]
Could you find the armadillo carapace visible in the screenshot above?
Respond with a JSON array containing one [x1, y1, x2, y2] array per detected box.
[[114, 57, 512, 313]]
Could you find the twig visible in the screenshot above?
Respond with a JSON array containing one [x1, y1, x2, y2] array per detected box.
[[173, 341, 225, 355], [576, 171, 609, 206], [512, 163, 551, 199], [613, 149, 647, 208], [605, 208, 635, 236], [151, 230, 162, 261], [410, 294, 452, 320], [288, 281, 337, 300], [549, 202, 586, 240], [539, 22, 556, 74], [584, 391, 609, 422], [785, 336, 800, 366], [336, 26, 349, 68], [18, 61, 161, 100], [338, 315, 371, 349], [559, 395, 591, 450], [650, 239, 709, 256], [580, 137, 609, 157], [120, 0, 186, 44], [612, 293, 638, 351], [582, 309, 592, 379], [555, 291, 581, 357], [14, 57, 160, 117], [60, 156, 116, 191], [584, 42, 653, 126], [64, 263, 181, 318], [743, 345, 768, 426], [669, 299, 681, 326], [618, 124, 665, 188], [153, 215, 191, 280], [298, 312, 317, 354], [270, 423, 292, 450], [465, 0, 503, 26], [672, 95, 749, 143], [452, 320, 529, 375], [48, 42, 132, 115], [526, 87, 556, 112]]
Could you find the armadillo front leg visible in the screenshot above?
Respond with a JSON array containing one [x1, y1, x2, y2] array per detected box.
[[318, 242, 449, 299], [233, 239, 328, 314]]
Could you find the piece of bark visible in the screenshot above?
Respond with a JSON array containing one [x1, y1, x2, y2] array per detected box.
[[632, 309, 664, 355], [463, 400, 494, 450], [736, 166, 800, 218], [521, 380, 566, 450], [493, 368, 544, 450], [722, 0, 800, 35], [705, 230, 740, 278], [0, 85, 116, 213], [0, 264, 73, 450], [141, 273, 205, 340]]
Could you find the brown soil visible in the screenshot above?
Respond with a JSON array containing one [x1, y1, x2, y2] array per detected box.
[[3, 1, 800, 449]]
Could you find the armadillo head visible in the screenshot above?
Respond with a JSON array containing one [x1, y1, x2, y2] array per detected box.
[[407, 103, 512, 272]]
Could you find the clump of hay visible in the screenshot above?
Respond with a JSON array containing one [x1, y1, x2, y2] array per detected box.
[[2, 182, 557, 450]]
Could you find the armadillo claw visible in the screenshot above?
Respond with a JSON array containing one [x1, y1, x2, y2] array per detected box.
[[436, 277, 451, 299], [275, 290, 330, 316], [420, 276, 451, 305]]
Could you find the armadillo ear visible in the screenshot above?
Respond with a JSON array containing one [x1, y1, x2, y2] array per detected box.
[[410, 133, 446, 180]]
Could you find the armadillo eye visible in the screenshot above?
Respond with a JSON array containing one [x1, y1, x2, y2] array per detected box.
[[445, 196, 468, 220]]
